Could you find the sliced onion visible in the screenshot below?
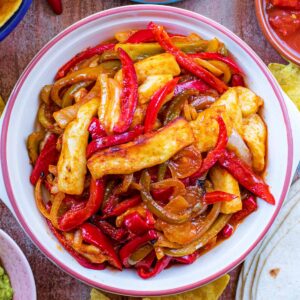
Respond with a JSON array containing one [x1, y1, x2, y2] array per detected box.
[[227, 129, 252, 166]]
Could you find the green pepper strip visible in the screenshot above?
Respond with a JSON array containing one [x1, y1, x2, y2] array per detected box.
[[27, 131, 45, 164], [163, 214, 232, 257], [157, 162, 168, 182], [140, 170, 191, 224], [62, 81, 92, 108]]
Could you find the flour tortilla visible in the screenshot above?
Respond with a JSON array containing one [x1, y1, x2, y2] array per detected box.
[[256, 223, 300, 299], [236, 180, 300, 299], [0, 0, 22, 27]]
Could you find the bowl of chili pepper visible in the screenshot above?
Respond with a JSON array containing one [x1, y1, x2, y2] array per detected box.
[[255, 0, 300, 65], [0, 5, 299, 297]]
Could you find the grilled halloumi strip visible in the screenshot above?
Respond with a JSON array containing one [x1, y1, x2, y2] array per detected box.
[[87, 118, 195, 179], [138, 74, 173, 104], [235, 87, 263, 117], [242, 114, 267, 172], [58, 98, 99, 195], [114, 53, 180, 84], [210, 164, 242, 214], [190, 88, 243, 153]]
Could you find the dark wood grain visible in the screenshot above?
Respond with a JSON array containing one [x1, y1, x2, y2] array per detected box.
[[0, 1, 283, 299]]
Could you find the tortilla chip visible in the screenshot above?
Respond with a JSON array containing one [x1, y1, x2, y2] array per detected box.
[[143, 274, 230, 300], [0, 0, 22, 28], [0, 95, 5, 117], [90, 289, 110, 300], [90, 275, 230, 300], [269, 62, 300, 110]]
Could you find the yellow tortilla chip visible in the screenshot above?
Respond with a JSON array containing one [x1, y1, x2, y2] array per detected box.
[[0, 0, 22, 27], [269, 62, 300, 110], [143, 274, 230, 300], [0, 95, 5, 117], [90, 289, 110, 300]]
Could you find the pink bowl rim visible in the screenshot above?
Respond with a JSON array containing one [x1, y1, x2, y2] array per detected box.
[[0, 4, 294, 297]]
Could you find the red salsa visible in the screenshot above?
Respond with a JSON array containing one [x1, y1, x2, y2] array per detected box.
[[266, 0, 300, 53]]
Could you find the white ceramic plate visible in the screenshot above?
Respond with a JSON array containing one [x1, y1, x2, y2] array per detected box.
[[0, 5, 299, 297]]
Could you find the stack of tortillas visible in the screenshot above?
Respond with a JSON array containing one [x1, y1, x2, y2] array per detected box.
[[236, 179, 300, 299]]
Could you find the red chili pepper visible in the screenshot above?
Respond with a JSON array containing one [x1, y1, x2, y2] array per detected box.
[[219, 223, 234, 239], [148, 22, 228, 94], [103, 195, 142, 218], [151, 187, 174, 204], [119, 230, 158, 267], [123, 212, 154, 235], [102, 194, 119, 216], [219, 151, 275, 204], [88, 117, 106, 140], [47, 0, 63, 15], [47, 220, 105, 270], [92, 217, 128, 242], [144, 77, 179, 132], [173, 252, 198, 264], [189, 53, 243, 74], [55, 43, 115, 80], [174, 79, 210, 96], [63, 196, 86, 211], [230, 74, 245, 87], [59, 179, 105, 231], [113, 48, 138, 133], [204, 191, 237, 204], [137, 255, 172, 279], [135, 250, 156, 269], [190, 115, 227, 182], [30, 134, 59, 185], [126, 29, 184, 43], [230, 195, 258, 225], [86, 125, 144, 158], [81, 223, 122, 270]]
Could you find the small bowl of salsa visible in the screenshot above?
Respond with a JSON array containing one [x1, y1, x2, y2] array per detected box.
[[255, 0, 300, 65]]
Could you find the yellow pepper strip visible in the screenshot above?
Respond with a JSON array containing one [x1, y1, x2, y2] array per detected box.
[[209, 60, 232, 83], [39, 85, 52, 104], [194, 58, 224, 77]]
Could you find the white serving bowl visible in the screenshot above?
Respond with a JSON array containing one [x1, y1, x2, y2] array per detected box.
[[0, 5, 299, 297], [0, 230, 36, 300]]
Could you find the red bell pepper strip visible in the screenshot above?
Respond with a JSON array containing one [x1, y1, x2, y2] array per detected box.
[[144, 77, 179, 132], [230, 74, 245, 87], [47, 0, 63, 15], [219, 223, 234, 239], [47, 220, 106, 270], [103, 195, 142, 218], [135, 250, 156, 269], [174, 79, 210, 96], [218, 151, 275, 204], [190, 115, 228, 182], [86, 125, 144, 158], [173, 252, 198, 264], [151, 187, 174, 204], [123, 212, 154, 235], [81, 223, 122, 270], [271, 0, 300, 9], [204, 191, 237, 204], [126, 29, 184, 43], [88, 117, 106, 140], [189, 53, 243, 74], [148, 22, 228, 94], [55, 43, 115, 80], [59, 179, 105, 231], [137, 255, 172, 279], [119, 230, 158, 267], [30, 134, 59, 185], [230, 195, 258, 225], [113, 48, 138, 133], [92, 217, 128, 242]]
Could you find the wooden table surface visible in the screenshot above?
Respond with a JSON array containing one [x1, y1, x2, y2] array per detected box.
[[0, 1, 284, 299]]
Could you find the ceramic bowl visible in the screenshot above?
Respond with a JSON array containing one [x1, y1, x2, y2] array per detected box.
[[255, 0, 300, 65], [0, 5, 299, 297], [0, 230, 36, 300]]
